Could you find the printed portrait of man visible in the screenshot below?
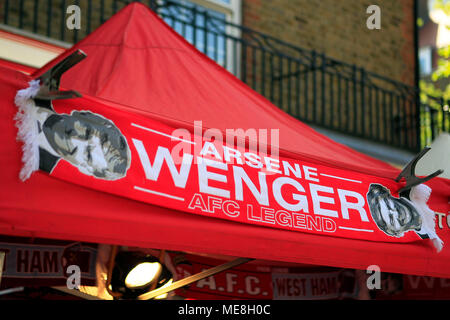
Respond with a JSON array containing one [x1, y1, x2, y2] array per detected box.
[[366, 184, 422, 238], [34, 98, 131, 180]]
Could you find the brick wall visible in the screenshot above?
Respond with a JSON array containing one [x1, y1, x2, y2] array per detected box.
[[242, 0, 416, 86]]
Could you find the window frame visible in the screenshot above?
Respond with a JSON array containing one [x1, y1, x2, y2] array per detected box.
[[187, 0, 242, 26], [174, 0, 242, 75], [419, 46, 433, 76]]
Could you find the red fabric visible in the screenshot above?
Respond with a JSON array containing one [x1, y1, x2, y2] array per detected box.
[[170, 253, 357, 300], [32, 95, 405, 243], [1, 64, 450, 278], [39, 3, 400, 179]]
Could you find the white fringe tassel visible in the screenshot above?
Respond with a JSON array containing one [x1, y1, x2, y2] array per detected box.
[[14, 80, 41, 181], [410, 184, 444, 253]]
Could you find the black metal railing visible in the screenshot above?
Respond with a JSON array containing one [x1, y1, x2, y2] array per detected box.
[[1, 0, 448, 152]]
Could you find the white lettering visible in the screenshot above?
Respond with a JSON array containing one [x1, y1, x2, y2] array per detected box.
[[233, 166, 269, 206], [303, 166, 319, 182], [197, 157, 230, 198], [310, 184, 338, 217], [245, 276, 261, 295], [223, 146, 243, 165], [282, 161, 302, 179], [66, 265, 81, 290], [66, 5, 81, 30], [244, 152, 263, 169], [264, 157, 282, 174], [366, 265, 381, 289], [272, 177, 309, 212], [200, 141, 222, 160], [132, 139, 192, 188], [338, 189, 369, 222], [366, 5, 381, 30], [226, 273, 238, 293]]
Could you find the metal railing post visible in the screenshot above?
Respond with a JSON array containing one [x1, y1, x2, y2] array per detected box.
[[415, 90, 422, 151], [46, 0, 52, 37], [360, 68, 366, 138], [311, 50, 317, 123], [60, 0, 66, 40], [320, 53, 326, 126], [4, 0, 9, 25], [352, 65, 358, 135], [33, 0, 39, 34]]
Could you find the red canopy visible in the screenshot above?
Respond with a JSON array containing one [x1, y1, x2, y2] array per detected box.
[[1, 3, 449, 278], [37, 3, 399, 179]]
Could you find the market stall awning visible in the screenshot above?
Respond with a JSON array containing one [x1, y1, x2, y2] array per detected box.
[[36, 2, 399, 178], [1, 3, 449, 279]]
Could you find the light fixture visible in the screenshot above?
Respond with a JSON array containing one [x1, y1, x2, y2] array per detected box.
[[109, 251, 173, 299], [125, 261, 162, 289]]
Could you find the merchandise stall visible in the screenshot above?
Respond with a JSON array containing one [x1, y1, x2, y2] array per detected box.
[[0, 3, 448, 300]]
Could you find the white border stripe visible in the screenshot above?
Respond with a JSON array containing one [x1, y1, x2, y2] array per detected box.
[[338, 226, 374, 233], [131, 123, 195, 145], [320, 173, 363, 184], [134, 186, 185, 201]]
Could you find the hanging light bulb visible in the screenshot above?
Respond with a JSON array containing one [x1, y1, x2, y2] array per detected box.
[[125, 262, 162, 289], [109, 251, 173, 299]]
